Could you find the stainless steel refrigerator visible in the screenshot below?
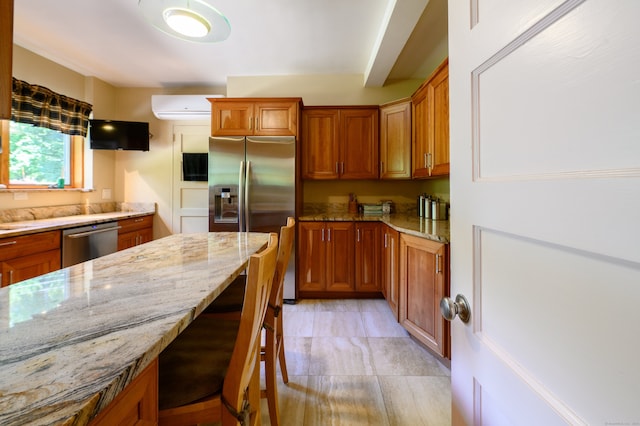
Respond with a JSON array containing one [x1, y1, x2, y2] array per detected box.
[[209, 135, 296, 300]]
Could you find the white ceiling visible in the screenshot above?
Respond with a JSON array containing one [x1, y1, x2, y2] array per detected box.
[[12, 0, 448, 89]]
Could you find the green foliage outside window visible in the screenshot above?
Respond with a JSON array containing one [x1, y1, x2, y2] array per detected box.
[[9, 121, 70, 185]]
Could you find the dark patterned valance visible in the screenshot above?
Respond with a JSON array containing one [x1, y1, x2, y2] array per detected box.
[[11, 78, 93, 137]]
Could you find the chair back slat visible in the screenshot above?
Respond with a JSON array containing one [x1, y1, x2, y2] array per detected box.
[[222, 232, 278, 420]]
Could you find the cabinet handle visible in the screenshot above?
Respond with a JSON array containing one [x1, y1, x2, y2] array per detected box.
[[384, 232, 388, 248], [134, 218, 144, 223], [327, 228, 331, 242], [427, 153, 433, 169], [321, 228, 325, 242], [435, 253, 441, 274], [249, 117, 253, 130], [380, 161, 384, 175], [341, 162, 345, 175], [255, 117, 259, 130], [335, 162, 339, 175], [424, 153, 428, 168], [9, 270, 13, 285], [0, 240, 17, 247], [357, 228, 360, 242]]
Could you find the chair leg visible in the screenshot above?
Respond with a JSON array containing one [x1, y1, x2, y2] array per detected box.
[[264, 325, 281, 426], [276, 319, 289, 384], [248, 354, 261, 426]]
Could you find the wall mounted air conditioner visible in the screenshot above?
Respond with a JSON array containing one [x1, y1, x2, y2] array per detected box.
[[151, 94, 224, 120]]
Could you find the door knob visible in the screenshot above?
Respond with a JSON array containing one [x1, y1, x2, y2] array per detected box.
[[440, 294, 471, 323]]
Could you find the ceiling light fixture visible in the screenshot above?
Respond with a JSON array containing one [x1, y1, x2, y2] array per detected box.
[[139, 0, 230, 43]]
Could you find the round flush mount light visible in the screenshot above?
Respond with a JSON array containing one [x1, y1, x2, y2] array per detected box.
[[163, 8, 211, 38], [139, 0, 230, 43]]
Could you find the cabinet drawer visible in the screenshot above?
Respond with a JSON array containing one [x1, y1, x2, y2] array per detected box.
[[118, 215, 153, 234], [0, 230, 61, 262]]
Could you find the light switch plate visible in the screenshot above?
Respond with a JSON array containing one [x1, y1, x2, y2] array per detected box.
[[102, 189, 112, 200]]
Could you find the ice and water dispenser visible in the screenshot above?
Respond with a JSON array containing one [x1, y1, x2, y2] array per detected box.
[[212, 185, 239, 223]]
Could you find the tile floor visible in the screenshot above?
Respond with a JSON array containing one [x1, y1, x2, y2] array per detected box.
[[259, 298, 452, 426]]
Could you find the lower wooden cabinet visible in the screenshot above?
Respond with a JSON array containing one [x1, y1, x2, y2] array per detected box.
[[89, 358, 158, 426], [381, 225, 400, 320], [0, 230, 61, 287], [298, 221, 383, 296], [118, 215, 154, 251], [355, 222, 381, 292], [399, 233, 449, 358], [298, 221, 354, 293]]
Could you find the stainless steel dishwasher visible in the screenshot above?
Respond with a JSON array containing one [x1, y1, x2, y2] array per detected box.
[[62, 222, 120, 267]]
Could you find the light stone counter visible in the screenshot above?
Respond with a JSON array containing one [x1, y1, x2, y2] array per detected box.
[[0, 202, 156, 238], [299, 212, 450, 243], [0, 231, 270, 426]]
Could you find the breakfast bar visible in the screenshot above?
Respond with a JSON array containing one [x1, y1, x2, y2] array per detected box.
[[0, 231, 270, 425]]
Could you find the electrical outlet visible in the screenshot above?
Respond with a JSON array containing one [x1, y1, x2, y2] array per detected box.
[[13, 192, 28, 201], [102, 189, 112, 200]]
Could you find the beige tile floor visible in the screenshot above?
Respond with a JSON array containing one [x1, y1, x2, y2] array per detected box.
[[259, 298, 452, 426]]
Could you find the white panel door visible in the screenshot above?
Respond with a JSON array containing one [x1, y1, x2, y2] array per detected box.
[[172, 124, 209, 234], [449, 1, 640, 424]]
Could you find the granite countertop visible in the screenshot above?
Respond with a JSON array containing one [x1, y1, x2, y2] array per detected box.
[[0, 232, 270, 426], [0, 203, 156, 238], [298, 211, 450, 243]]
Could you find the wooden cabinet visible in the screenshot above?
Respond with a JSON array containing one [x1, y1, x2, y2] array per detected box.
[[0, 0, 12, 120], [381, 225, 400, 320], [412, 58, 449, 178], [379, 99, 411, 179], [0, 230, 61, 287], [298, 221, 354, 293], [118, 215, 154, 251], [399, 233, 449, 358], [209, 98, 300, 136], [89, 358, 158, 426], [355, 222, 381, 292], [302, 107, 379, 180], [298, 221, 383, 296]]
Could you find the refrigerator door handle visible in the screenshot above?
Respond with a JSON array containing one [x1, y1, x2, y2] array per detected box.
[[245, 160, 251, 232], [238, 161, 245, 232]]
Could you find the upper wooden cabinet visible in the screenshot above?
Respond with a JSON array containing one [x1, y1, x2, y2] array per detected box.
[[209, 98, 300, 137], [302, 107, 379, 180], [0, 0, 13, 119], [412, 58, 449, 178], [379, 98, 411, 180]]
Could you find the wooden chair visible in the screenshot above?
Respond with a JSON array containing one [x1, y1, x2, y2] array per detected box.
[[203, 217, 295, 426], [158, 232, 278, 426]]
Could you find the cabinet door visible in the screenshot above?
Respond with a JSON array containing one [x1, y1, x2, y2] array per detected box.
[[340, 108, 379, 179], [254, 101, 298, 136], [380, 100, 411, 179], [399, 234, 448, 358], [298, 222, 327, 292], [427, 61, 449, 176], [302, 109, 340, 179], [412, 58, 449, 178], [411, 85, 430, 178], [117, 232, 139, 251], [210, 101, 254, 136], [325, 222, 354, 292], [138, 227, 154, 245], [2, 249, 61, 287], [355, 222, 381, 292], [382, 226, 400, 320]]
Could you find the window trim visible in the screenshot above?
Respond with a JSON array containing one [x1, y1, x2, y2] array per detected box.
[[0, 120, 84, 189]]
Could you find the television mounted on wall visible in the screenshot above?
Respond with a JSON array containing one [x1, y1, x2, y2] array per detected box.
[[89, 119, 150, 151]]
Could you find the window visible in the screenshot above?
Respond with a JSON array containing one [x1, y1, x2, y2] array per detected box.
[[0, 120, 84, 188]]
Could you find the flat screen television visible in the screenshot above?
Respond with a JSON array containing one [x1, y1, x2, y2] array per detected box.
[[89, 119, 150, 151]]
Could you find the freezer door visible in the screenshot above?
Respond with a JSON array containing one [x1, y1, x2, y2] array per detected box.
[[245, 136, 295, 233], [209, 136, 245, 231]]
